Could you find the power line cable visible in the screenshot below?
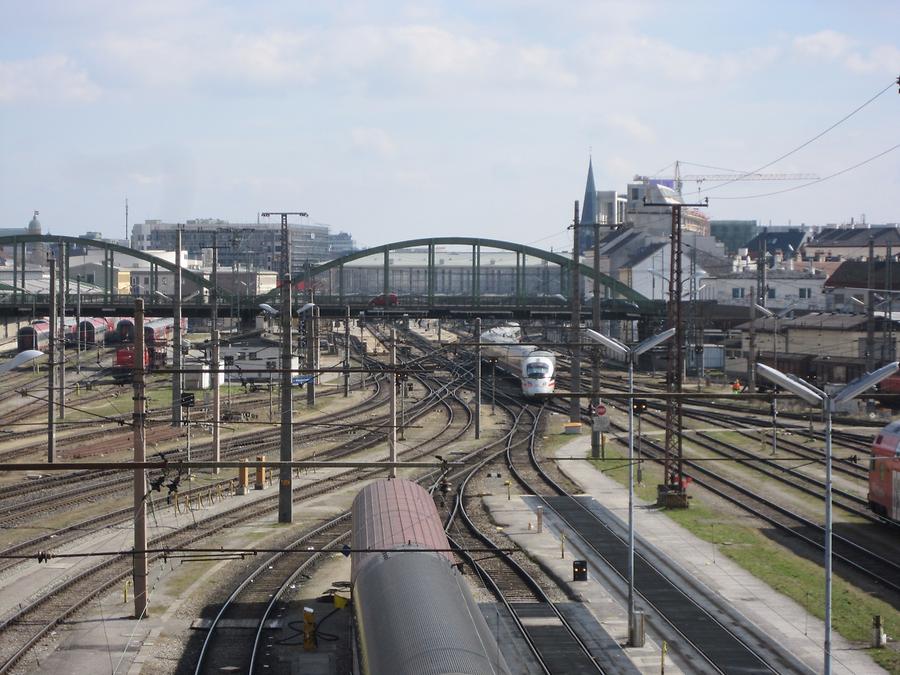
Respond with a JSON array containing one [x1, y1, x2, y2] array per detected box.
[[700, 79, 897, 195], [713, 141, 900, 200]]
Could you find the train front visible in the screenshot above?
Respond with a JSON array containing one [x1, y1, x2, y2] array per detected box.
[[521, 350, 555, 397]]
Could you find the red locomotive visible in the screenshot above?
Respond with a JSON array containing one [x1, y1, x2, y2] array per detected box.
[[113, 346, 165, 382], [869, 421, 900, 521]]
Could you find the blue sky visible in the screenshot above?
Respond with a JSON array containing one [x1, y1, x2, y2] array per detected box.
[[1, 1, 898, 250]]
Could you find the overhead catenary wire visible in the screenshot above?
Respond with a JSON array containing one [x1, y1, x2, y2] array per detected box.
[[712, 141, 900, 200], [699, 78, 898, 195]]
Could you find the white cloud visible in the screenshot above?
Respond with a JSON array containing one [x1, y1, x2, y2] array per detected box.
[[793, 30, 853, 60], [88, 22, 577, 94], [793, 30, 899, 74], [844, 44, 900, 73], [0, 55, 100, 103], [579, 35, 778, 85], [603, 114, 655, 143], [350, 127, 397, 157]]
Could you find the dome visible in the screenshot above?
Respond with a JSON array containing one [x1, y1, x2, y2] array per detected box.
[[27, 211, 41, 235]]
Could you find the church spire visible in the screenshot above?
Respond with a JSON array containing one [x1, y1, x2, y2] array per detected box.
[[579, 157, 598, 254], [581, 157, 597, 226]]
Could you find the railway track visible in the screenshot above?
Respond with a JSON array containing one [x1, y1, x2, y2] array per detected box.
[[0, 338, 475, 672], [610, 419, 900, 600], [189, 335, 477, 674]]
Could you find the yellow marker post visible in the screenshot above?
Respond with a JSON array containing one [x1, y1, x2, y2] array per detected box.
[[303, 606, 317, 651], [124, 579, 132, 604], [505, 480, 511, 501], [561, 532, 566, 559]]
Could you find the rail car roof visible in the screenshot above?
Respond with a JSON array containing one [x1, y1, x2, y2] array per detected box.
[[351, 478, 453, 583]]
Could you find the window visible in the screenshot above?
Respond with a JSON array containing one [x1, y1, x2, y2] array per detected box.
[[732, 287, 746, 299], [799, 288, 811, 299], [767, 288, 776, 299], [248, 352, 258, 360], [631, 188, 639, 200], [526, 363, 550, 379]]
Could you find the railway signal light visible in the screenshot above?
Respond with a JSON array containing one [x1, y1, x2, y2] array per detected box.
[[633, 399, 648, 415]]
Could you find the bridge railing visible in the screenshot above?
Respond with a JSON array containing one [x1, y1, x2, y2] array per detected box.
[[312, 294, 644, 312], [0, 292, 214, 307]]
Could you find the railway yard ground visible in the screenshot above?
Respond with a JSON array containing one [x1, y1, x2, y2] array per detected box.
[[1, 320, 898, 675]]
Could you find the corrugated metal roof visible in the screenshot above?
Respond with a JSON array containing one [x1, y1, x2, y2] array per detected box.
[[351, 478, 453, 583]]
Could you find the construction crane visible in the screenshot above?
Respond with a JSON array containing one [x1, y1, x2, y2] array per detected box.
[[667, 160, 819, 195]]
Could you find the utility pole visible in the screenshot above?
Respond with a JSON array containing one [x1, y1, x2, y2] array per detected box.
[[211, 327, 220, 474], [748, 287, 757, 393], [58, 252, 65, 420], [48, 258, 56, 463], [866, 237, 876, 373], [884, 249, 891, 363], [260, 214, 308, 518], [278, 272, 293, 522], [644, 196, 707, 508], [209, 229, 222, 475], [570, 201, 582, 424], [344, 306, 351, 397], [591, 212, 602, 458], [757, 228, 768, 309], [211, 231, 219, 333], [75, 275, 82, 375], [475, 317, 482, 439], [888, 245, 895, 362], [306, 291, 316, 406], [389, 327, 397, 478], [172, 226, 183, 427], [132, 298, 148, 619]]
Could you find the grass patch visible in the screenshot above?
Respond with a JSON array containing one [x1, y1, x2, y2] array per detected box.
[[589, 441, 900, 674]]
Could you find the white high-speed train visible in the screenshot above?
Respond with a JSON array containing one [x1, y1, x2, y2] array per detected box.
[[481, 325, 556, 397]]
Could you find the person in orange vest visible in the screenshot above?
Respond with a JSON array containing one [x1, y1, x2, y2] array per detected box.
[[732, 379, 741, 394]]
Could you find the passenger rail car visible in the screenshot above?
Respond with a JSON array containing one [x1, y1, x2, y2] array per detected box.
[[869, 421, 900, 521], [17, 321, 51, 352], [481, 325, 556, 397], [76, 317, 115, 347], [116, 317, 184, 346], [351, 479, 511, 675]]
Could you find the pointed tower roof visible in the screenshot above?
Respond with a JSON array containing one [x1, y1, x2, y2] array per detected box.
[[581, 159, 597, 226]]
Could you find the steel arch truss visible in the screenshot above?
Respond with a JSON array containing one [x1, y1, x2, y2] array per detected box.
[[275, 236, 652, 309], [0, 233, 229, 302]]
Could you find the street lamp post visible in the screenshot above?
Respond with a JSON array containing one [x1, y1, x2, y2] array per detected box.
[[584, 327, 675, 647], [756, 360, 898, 675], [753, 302, 799, 456]]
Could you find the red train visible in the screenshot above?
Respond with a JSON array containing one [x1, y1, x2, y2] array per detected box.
[[869, 421, 900, 521], [18, 317, 120, 352], [75, 317, 117, 347], [115, 317, 185, 346], [16, 321, 52, 352], [113, 346, 166, 382]]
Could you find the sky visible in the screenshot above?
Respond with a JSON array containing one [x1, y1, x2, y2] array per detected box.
[[1, 1, 898, 251]]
